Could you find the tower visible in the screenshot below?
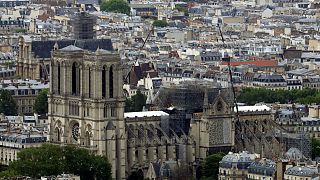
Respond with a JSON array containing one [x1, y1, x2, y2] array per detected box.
[[72, 12, 97, 40], [190, 88, 234, 159], [48, 46, 126, 179]]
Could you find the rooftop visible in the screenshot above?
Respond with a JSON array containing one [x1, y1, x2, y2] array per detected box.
[[124, 111, 169, 118], [236, 105, 271, 112], [285, 166, 318, 177]]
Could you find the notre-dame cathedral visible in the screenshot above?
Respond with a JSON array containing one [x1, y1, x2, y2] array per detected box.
[[48, 46, 200, 179], [47, 43, 293, 179], [28, 11, 298, 180]]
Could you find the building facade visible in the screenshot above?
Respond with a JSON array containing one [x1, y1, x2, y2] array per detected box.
[[48, 46, 126, 179], [48, 47, 193, 179], [190, 88, 235, 159], [218, 151, 257, 180], [0, 79, 49, 114]]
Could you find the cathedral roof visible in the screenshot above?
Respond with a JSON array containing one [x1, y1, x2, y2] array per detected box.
[[95, 48, 113, 54], [236, 105, 271, 112], [60, 45, 83, 51], [124, 111, 169, 118], [30, 38, 113, 58]]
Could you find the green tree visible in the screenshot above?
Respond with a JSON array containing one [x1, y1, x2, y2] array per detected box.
[[0, 89, 17, 115], [33, 89, 48, 115], [0, 169, 18, 178], [237, 87, 320, 105], [125, 90, 147, 112], [125, 97, 133, 112], [312, 138, 320, 159], [201, 153, 224, 180], [175, 6, 189, 16], [133, 90, 147, 111], [1, 144, 112, 179], [100, 0, 130, 15], [15, 29, 27, 33], [153, 20, 168, 27], [9, 144, 65, 178]]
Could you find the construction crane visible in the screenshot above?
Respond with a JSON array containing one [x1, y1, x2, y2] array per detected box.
[[217, 23, 240, 121], [124, 26, 154, 84]]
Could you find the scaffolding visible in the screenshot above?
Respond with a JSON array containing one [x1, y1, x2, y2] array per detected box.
[[72, 12, 97, 40]]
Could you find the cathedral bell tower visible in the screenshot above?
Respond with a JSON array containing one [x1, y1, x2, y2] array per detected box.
[[191, 88, 234, 160], [48, 46, 126, 179]]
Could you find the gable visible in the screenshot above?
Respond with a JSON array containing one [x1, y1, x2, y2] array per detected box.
[[31, 39, 113, 58]]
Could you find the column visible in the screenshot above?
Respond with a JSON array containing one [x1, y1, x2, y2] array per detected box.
[[117, 66, 123, 98], [93, 67, 101, 99]]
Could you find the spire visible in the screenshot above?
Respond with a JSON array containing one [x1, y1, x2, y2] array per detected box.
[[134, 59, 139, 66], [95, 46, 100, 55], [53, 41, 59, 51]]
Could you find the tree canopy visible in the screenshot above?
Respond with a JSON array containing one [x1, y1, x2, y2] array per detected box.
[[174, 6, 189, 16], [125, 90, 147, 112], [0, 89, 17, 115], [201, 153, 224, 180], [312, 138, 320, 159], [33, 89, 48, 115], [153, 20, 168, 27], [0, 144, 111, 179], [237, 87, 320, 105], [100, 0, 131, 15]]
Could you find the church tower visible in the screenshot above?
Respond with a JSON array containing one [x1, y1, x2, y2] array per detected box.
[[48, 46, 126, 179], [190, 88, 234, 160]]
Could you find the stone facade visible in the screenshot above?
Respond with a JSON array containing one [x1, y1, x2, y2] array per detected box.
[[190, 88, 235, 159], [48, 46, 194, 179], [17, 36, 113, 81], [48, 46, 126, 179]]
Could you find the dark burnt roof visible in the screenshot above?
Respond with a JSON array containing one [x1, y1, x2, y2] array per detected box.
[[31, 39, 113, 58]]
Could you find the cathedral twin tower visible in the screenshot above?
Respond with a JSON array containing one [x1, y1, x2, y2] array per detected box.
[[48, 46, 126, 179]]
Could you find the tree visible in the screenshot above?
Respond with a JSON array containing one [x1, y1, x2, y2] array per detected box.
[[8, 144, 65, 178], [153, 20, 168, 27], [128, 169, 144, 180], [63, 145, 111, 180], [125, 90, 147, 112], [237, 87, 320, 105], [133, 90, 147, 111], [312, 138, 320, 159], [34, 89, 48, 115], [0, 89, 17, 115], [100, 0, 130, 15], [125, 97, 133, 112], [1, 144, 112, 179], [175, 6, 189, 16], [201, 153, 224, 180], [15, 29, 27, 33]]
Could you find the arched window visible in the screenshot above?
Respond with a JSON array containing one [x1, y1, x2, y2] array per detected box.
[[102, 66, 106, 98], [57, 63, 60, 94], [88, 67, 91, 98], [72, 62, 81, 95], [85, 131, 90, 147], [39, 65, 43, 80], [72, 62, 77, 95], [109, 66, 113, 98], [54, 127, 60, 142]]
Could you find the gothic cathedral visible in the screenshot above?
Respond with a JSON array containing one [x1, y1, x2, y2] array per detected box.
[[48, 45, 126, 179]]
